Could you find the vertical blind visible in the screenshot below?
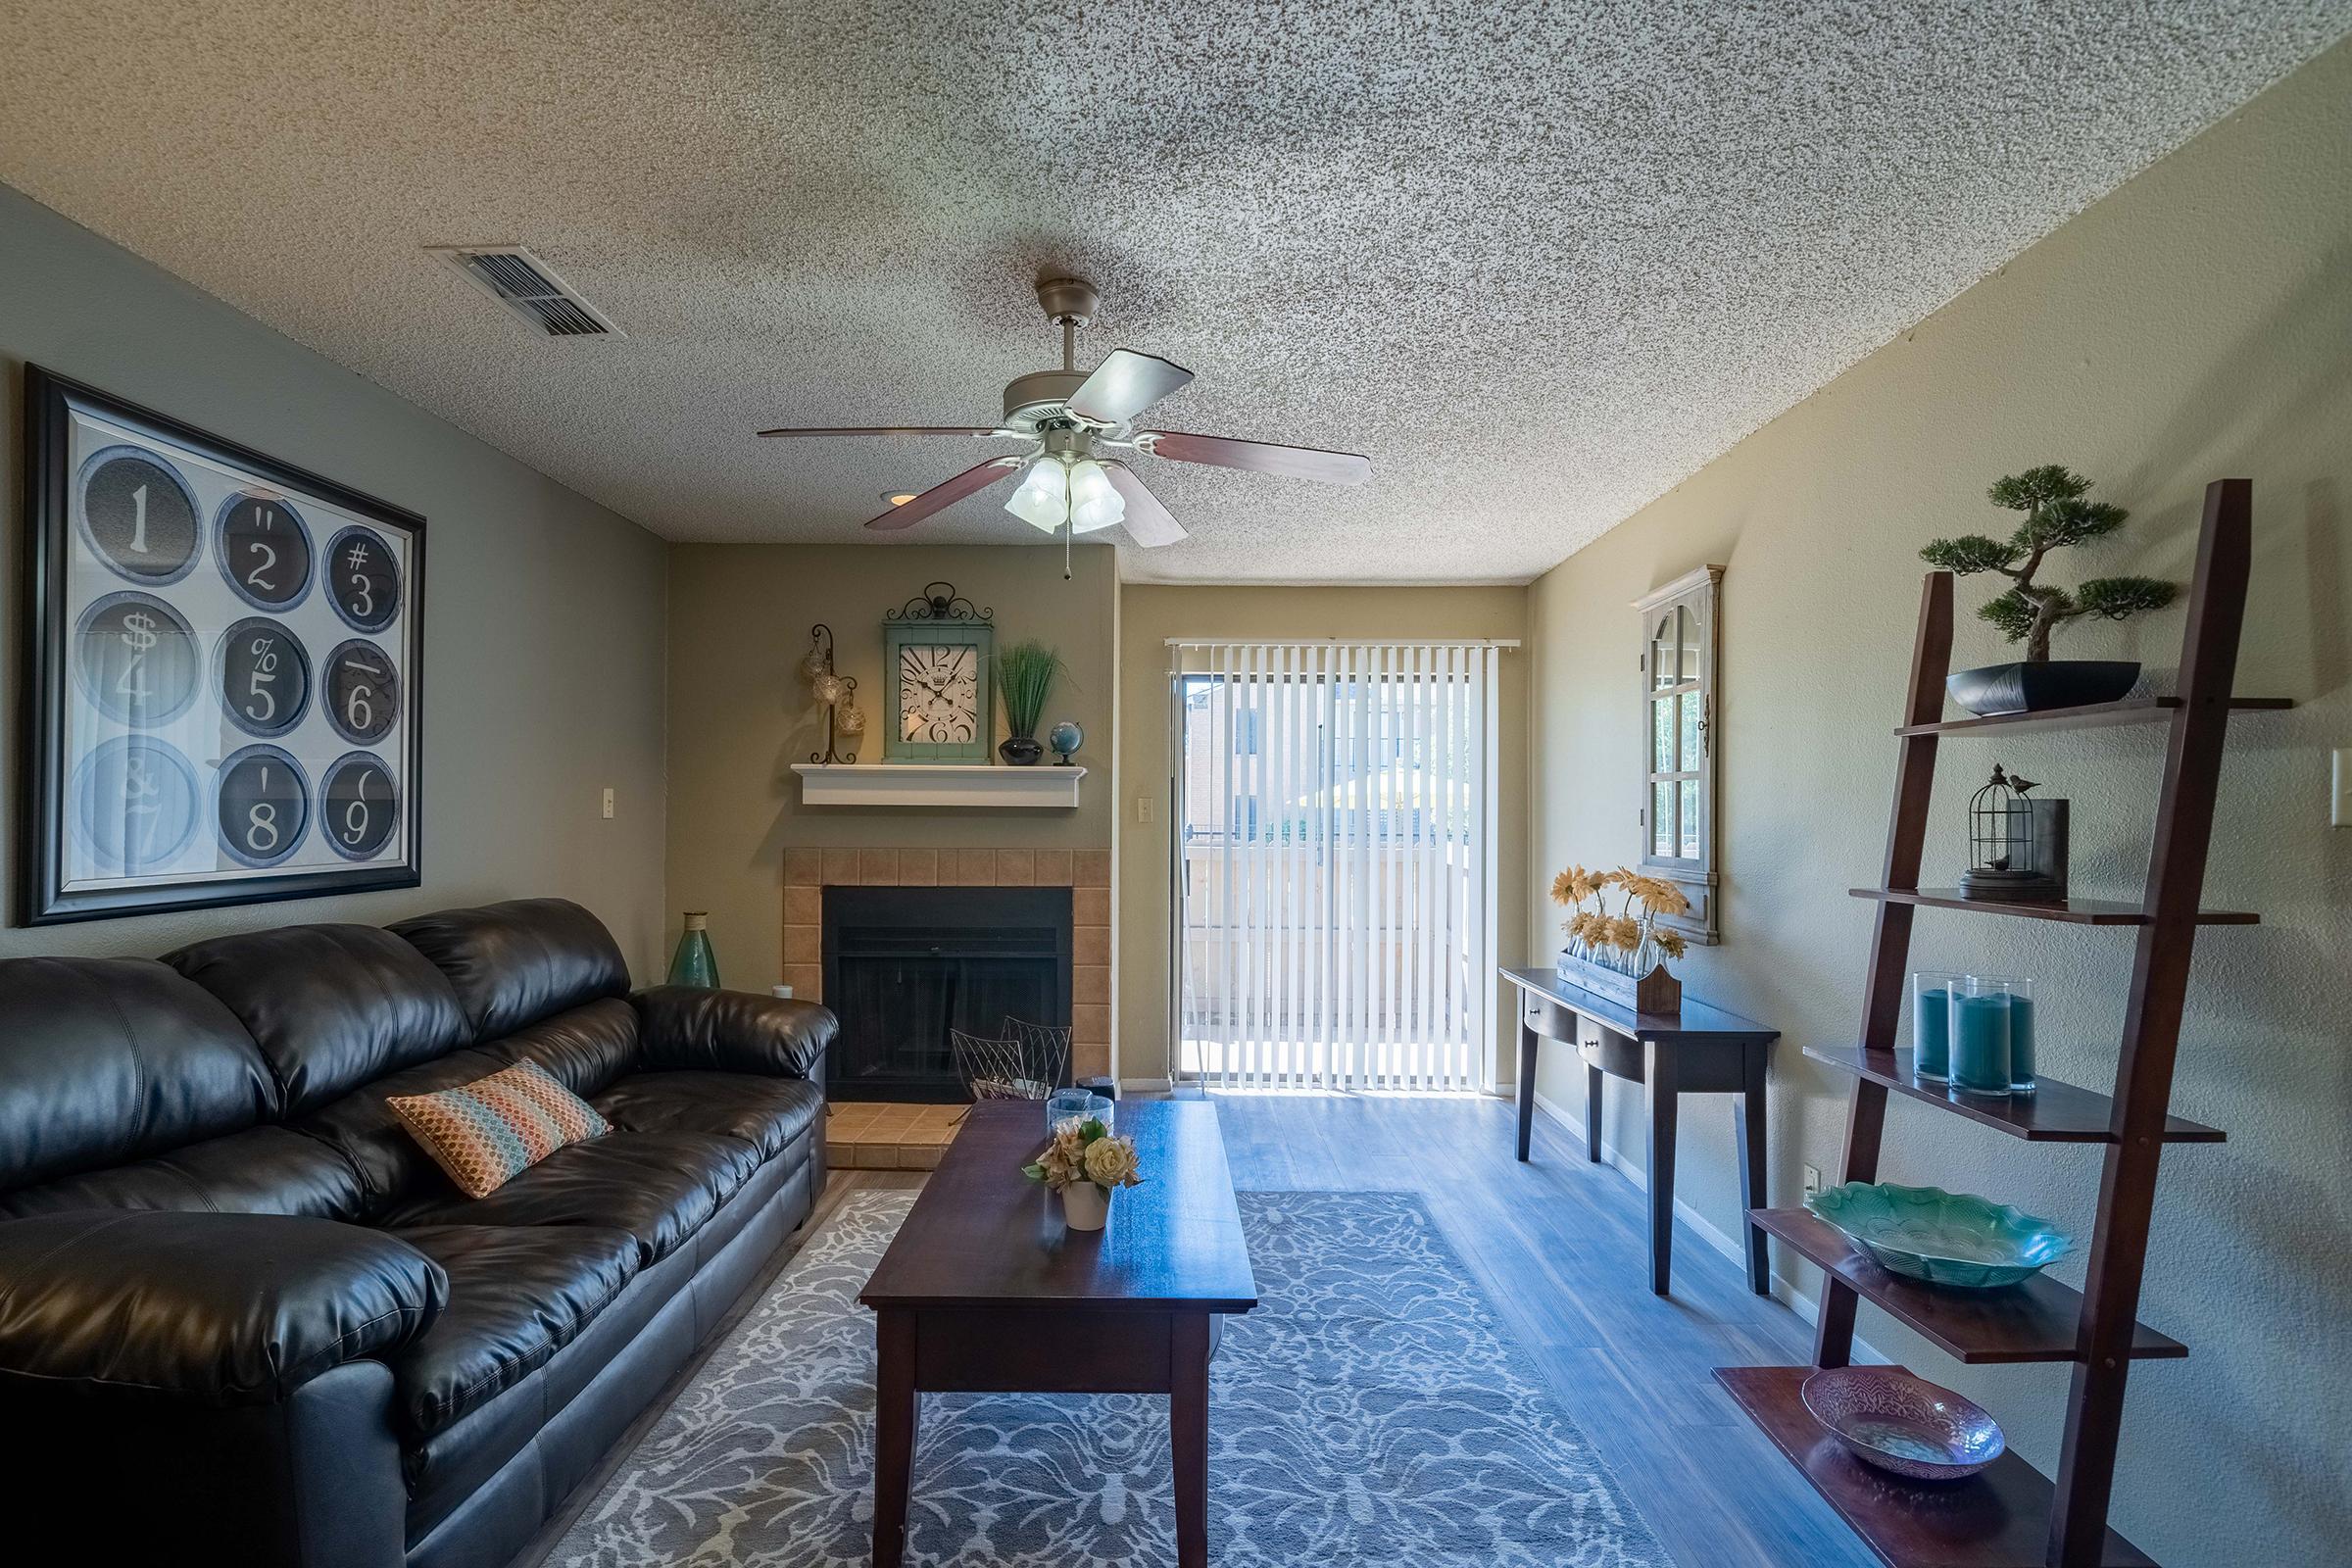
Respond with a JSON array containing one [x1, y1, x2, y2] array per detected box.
[[1169, 639, 1503, 1092]]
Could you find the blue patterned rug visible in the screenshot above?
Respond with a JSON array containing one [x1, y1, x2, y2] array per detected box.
[[550, 1190, 1669, 1566]]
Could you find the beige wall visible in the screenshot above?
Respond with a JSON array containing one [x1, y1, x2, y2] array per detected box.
[[1118, 585, 1528, 1085], [1, 186, 671, 974], [1525, 39, 2351, 1566], [665, 542, 1116, 991]]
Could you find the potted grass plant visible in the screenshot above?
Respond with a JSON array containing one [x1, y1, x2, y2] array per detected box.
[[995, 640, 1066, 765]]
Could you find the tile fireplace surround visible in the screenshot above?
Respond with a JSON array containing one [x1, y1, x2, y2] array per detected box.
[[781, 846, 1112, 1081]]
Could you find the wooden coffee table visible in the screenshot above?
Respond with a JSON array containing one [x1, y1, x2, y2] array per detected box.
[[858, 1099, 1257, 1568]]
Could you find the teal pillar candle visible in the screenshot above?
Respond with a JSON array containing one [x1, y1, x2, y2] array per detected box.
[[2007, 993, 2035, 1093], [1914, 987, 1952, 1078], [1950, 991, 2012, 1097]]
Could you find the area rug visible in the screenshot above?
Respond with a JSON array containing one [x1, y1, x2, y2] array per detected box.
[[549, 1190, 1669, 1567]]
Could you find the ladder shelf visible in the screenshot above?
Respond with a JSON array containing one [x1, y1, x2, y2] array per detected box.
[[1718, 478, 2284, 1567]]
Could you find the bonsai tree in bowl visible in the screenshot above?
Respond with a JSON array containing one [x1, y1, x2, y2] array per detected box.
[[1923, 466, 2178, 714]]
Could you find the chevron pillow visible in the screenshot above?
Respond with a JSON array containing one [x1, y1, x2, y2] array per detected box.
[[389, 1060, 609, 1200]]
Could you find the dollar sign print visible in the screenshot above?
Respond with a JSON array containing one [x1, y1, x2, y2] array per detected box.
[[121, 611, 160, 653]]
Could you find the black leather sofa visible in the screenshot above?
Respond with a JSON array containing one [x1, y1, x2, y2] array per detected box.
[[0, 898, 834, 1568]]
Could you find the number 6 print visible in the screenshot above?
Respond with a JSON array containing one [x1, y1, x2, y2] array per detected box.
[[322, 638, 400, 745]]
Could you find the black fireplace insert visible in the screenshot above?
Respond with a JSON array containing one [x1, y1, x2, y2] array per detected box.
[[821, 884, 1073, 1102]]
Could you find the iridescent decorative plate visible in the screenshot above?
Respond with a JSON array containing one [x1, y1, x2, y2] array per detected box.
[[1802, 1366, 2005, 1481], [1805, 1182, 2073, 1288]]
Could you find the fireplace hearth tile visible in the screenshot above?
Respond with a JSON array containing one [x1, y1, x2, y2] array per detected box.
[[899, 849, 939, 885], [1073, 886, 1109, 926], [1034, 850, 1073, 885], [1075, 850, 1110, 887]]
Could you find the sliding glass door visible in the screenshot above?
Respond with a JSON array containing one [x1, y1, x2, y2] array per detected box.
[[1171, 640, 1500, 1093]]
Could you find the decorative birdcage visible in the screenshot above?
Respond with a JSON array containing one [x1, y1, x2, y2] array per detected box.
[[1960, 763, 2061, 901]]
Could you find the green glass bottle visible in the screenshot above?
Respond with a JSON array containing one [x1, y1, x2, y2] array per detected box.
[[667, 911, 719, 989]]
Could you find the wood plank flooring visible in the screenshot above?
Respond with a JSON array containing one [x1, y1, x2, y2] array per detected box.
[[532, 1091, 1876, 1568], [1194, 1090, 1878, 1568]]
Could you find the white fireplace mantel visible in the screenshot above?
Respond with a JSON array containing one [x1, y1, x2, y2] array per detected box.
[[791, 762, 1086, 809]]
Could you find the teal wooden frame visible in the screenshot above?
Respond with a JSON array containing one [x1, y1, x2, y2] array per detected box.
[[882, 619, 995, 762]]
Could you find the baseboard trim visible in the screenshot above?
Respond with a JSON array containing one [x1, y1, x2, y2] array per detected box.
[[1525, 1086, 1886, 1359]]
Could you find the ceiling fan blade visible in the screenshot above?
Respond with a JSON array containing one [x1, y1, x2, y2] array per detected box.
[[1066, 349, 1195, 425], [1137, 430, 1371, 486], [1102, 464, 1187, 548], [757, 425, 1011, 438], [864, 456, 1026, 530]]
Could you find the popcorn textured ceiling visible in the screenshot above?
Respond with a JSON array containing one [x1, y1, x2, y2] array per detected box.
[[3, 2, 2346, 583]]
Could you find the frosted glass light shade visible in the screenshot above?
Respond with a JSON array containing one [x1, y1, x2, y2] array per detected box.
[[1066, 460, 1125, 534], [1004, 458, 1069, 532]]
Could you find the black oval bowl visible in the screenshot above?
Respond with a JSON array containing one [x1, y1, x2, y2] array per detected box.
[[1946, 661, 2140, 716]]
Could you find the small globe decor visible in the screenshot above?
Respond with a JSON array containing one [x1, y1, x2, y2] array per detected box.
[[1048, 719, 1084, 765], [1548, 863, 1687, 1013]]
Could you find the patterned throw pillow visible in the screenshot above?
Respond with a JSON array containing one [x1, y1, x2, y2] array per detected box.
[[389, 1061, 609, 1200]]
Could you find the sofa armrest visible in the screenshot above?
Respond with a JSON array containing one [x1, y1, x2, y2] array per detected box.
[[0, 1210, 446, 1405], [633, 986, 836, 1078]]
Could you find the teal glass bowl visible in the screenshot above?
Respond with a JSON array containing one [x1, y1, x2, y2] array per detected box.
[[1806, 1182, 2073, 1289]]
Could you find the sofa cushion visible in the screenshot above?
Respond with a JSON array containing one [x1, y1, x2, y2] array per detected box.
[[294, 1049, 512, 1219], [389, 1063, 611, 1200], [163, 925, 468, 1116], [0, 1124, 367, 1221], [391, 900, 630, 1041], [0, 1210, 445, 1405], [384, 1225, 638, 1438], [0, 956, 277, 1193], [592, 1072, 823, 1160], [378, 1132, 760, 1267], [477, 997, 641, 1099]]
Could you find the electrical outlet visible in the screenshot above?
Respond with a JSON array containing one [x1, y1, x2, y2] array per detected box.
[[601, 787, 614, 820], [1802, 1163, 1823, 1200], [1137, 796, 1155, 825]]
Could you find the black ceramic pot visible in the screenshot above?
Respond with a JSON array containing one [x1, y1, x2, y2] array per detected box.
[[999, 736, 1045, 766], [1946, 661, 2140, 716]]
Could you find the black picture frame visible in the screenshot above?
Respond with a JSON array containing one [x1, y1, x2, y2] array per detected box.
[[19, 366, 426, 924]]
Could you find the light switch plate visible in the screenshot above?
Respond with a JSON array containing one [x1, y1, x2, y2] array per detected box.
[[1802, 1163, 1823, 1200], [1137, 796, 1155, 824], [602, 787, 614, 820]]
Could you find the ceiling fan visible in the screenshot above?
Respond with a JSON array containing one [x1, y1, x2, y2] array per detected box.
[[756, 277, 1371, 552]]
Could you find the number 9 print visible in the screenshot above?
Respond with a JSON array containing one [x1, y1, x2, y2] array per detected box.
[[320, 752, 399, 860]]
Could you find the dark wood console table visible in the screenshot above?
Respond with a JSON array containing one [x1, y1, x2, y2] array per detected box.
[[1501, 966, 1778, 1297]]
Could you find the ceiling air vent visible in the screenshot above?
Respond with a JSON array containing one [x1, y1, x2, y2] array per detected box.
[[428, 245, 622, 337]]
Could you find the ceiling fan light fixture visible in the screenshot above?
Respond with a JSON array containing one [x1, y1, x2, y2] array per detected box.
[[1066, 459, 1124, 533], [1004, 456, 1069, 532]]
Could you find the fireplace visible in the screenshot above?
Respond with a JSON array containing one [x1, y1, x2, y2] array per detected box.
[[821, 885, 1073, 1102]]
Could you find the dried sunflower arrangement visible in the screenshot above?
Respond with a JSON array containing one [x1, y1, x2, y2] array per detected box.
[[1549, 864, 1691, 1011]]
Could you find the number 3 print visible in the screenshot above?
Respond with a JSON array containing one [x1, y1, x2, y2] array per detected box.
[[325, 524, 402, 632]]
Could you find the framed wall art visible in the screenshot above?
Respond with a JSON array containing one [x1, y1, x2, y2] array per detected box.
[[19, 367, 424, 923]]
